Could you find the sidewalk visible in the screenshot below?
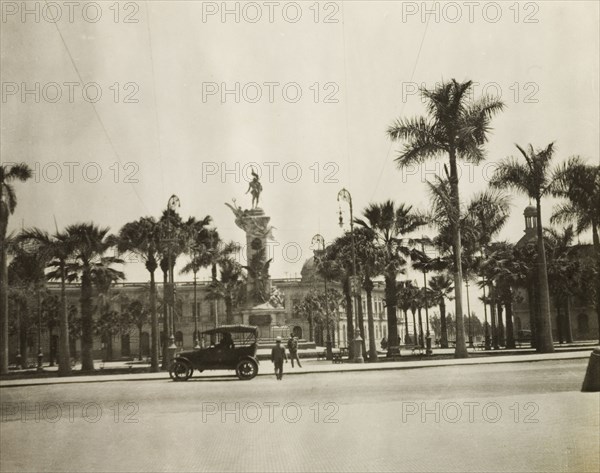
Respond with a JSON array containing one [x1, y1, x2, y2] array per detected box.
[[1, 347, 595, 388]]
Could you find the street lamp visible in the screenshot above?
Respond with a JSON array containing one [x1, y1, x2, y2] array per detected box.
[[311, 234, 333, 360], [167, 195, 180, 354], [337, 188, 364, 363], [482, 284, 491, 350]]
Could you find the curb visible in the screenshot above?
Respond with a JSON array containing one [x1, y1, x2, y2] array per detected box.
[[0, 350, 592, 388]]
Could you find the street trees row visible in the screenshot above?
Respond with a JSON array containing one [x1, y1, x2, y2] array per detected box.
[[1, 193, 245, 374], [1, 79, 598, 373]]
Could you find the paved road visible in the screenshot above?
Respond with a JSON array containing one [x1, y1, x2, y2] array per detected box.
[[1, 359, 598, 472]]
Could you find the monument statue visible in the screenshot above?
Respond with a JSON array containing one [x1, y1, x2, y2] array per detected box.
[[224, 171, 286, 332], [246, 168, 262, 209], [225, 198, 274, 239]]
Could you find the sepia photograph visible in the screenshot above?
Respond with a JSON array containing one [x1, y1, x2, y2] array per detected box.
[[1, 1, 599, 472]]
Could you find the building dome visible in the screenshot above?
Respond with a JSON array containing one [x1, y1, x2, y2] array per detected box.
[[524, 205, 536, 217], [300, 256, 322, 282]]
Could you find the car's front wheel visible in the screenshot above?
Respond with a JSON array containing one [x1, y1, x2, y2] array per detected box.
[[236, 359, 258, 380], [170, 360, 193, 381]]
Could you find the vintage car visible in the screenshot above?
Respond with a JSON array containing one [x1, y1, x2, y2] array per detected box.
[[169, 325, 259, 381]]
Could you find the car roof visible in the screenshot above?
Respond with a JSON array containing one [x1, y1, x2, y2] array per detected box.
[[201, 325, 259, 335]]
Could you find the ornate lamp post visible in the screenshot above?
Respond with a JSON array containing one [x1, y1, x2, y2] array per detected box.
[[167, 195, 180, 355], [337, 188, 364, 363], [311, 234, 333, 360]]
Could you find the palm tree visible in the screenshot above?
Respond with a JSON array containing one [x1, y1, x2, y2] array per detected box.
[[321, 234, 357, 358], [158, 208, 185, 361], [0, 163, 33, 373], [7, 246, 44, 368], [201, 230, 238, 326], [466, 190, 511, 350], [206, 257, 245, 324], [17, 228, 75, 375], [388, 79, 504, 358], [490, 143, 560, 353], [550, 157, 600, 340], [355, 201, 426, 357], [482, 241, 523, 349], [428, 274, 454, 348], [65, 223, 123, 371], [180, 216, 213, 344], [116, 217, 162, 371], [92, 265, 125, 361], [396, 280, 416, 344], [124, 298, 149, 361], [345, 227, 385, 361]]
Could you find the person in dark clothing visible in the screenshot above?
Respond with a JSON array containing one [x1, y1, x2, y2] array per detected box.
[[217, 332, 234, 349], [271, 337, 287, 380], [287, 334, 302, 368]]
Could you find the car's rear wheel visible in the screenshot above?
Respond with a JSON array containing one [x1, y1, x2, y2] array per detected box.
[[236, 359, 258, 380], [170, 360, 192, 381]]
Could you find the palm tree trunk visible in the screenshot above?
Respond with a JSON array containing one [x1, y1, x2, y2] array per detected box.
[[555, 297, 564, 343], [58, 265, 71, 376], [490, 284, 499, 349], [527, 279, 537, 348], [417, 307, 424, 348], [449, 149, 468, 358], [404, 310, 410, 344], [411, 309, 418, 347], [384, 272, 400, 356], [0, 246, 8, 374], [497, 302, 505, 346], [19, 312, 28, 369], [440, 301, 448, 348], [138, 325, 143, 361], [505, 299, 516, 349], [150, 270, 159, 371], [564, 296, 573, 343], [535, 198, 555, 352], [344, 277, 354, 359], [80, 269, 95, 371], [106, 333, 113, 361], [365, 283, 378, 362], [225, 297, 233, 324]]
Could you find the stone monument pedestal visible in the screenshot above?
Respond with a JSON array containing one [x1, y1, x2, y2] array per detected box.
[[241, 301, 287, 340]]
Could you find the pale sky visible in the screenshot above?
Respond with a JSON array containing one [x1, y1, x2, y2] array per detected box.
[[1, 1, 599, 319]]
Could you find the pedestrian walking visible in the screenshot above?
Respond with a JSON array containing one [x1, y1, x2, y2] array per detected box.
[[271, 336, 287, 380], [287, 333, 302, 368]]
